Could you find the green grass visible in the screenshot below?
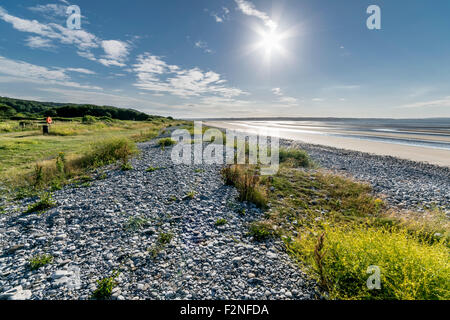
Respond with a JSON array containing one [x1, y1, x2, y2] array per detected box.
[[157, 137, 176, 149], [25, 192, 56, 214], [0, 119, 181, 194], [146, 166, 160, 172], [29, 254, 53, 270], [91, 271, 120, 300]]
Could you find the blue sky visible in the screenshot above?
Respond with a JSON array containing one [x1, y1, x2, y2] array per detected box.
[[0, 0, 449, 118]]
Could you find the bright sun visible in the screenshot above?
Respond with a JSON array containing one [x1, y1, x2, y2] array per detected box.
[[260, 30, 281, 53], [247, 21, 298, 63]]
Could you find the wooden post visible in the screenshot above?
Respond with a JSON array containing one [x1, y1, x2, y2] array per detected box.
[[43, 125, 49, 135]]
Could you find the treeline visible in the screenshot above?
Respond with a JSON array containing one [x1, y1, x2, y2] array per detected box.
[[0, 96, 168, 121]]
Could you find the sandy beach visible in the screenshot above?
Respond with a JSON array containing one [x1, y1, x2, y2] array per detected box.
[[205, 121, 450, 168]]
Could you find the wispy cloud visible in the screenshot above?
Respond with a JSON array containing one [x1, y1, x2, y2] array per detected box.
[[0, 55, 101, 90], [66, 67, 96, 75], [235, 0, 277, 30], [133, 53, 247, 98], [28, 3, 68, 17], [397, 97, 450, 109], [194, 40, 213, 54], [209, 7, 230, 23], [272, 87, 298, 105]]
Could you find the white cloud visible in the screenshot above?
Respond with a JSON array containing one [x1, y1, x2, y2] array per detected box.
[[271, 87, 298, 105], [28, 4, 67, 17], [66, 68, 96, 75], [279, 96, 298, 104], [272, 87, 282, 96], [312, 98, 324, 102], [0, 6, 129, 68], [0, 55, 101, 90], [25, 36, 54, 48], [235, 0, 277, 30], [102, 40, 129, 62], [133, 53, 247, 98]]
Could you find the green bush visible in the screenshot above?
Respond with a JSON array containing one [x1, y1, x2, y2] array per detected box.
[[287, 224, 450, 300], [81, 138, 138, 168], [82, 115, 97, 124], [157, 138, 176, 149]]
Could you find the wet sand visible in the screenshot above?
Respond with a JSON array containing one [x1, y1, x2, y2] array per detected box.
[[205, 121, 450, 168]]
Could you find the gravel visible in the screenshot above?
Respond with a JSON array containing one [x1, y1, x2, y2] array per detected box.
[[0, 139, 317, 300]]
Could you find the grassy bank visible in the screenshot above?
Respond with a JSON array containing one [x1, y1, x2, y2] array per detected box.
[[0, 117, 185, 197], [222, 148, 449, 300]]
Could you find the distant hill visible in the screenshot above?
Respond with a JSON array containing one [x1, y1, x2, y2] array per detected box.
[[0, 96, 166, 121]]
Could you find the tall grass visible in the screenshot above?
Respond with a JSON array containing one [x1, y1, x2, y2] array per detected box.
[[20, 138, 138, 191], [221, 164, 267, 208], [287, 224, 450, 300], [80, 137, 138, 168]]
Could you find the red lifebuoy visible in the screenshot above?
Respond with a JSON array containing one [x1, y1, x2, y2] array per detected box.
[[46, 117, 53, 124]]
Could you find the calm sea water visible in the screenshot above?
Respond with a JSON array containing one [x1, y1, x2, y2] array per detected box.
[[221, 118, 450, 151]]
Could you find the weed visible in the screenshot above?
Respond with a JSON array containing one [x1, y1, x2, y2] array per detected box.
[[158, 232, 174, 245], [91, 271, 120, 299], [248, 221, 274, 241], [125, 216, 148, 231], [148, 232, 174, 259], [185, 191, 196, 200], [121, 162, 133, 171], [25, 193, 56, 214], [215, 218, 227, 226], [29, 254, 53, 270]]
